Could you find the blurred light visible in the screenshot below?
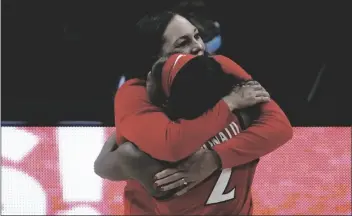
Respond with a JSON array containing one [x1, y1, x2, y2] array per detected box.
[[206, 35, 222, 54]]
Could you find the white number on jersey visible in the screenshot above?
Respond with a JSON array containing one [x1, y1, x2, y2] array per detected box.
[[206, 168, 235, 205]]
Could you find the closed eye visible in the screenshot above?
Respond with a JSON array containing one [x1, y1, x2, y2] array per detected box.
[[176, 40, 188, 48]]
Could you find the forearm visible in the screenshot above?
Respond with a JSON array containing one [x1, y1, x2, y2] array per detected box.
[[213, 56, 293, 168], [235, 107, 258, 129], [94, 135, 175, 197], [115, 79, 236, 162], [94, 132, 130, 181], [94, 152, 130, 181], [213, 100, 293, 168], [117, 94, 231, 162], [108, 142, 177, 198]]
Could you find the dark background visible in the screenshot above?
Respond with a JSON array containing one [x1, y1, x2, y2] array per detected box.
[[2, 0, 351, 126]]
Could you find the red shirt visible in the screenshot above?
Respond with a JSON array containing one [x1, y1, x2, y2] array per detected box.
[[154, 113, 259, 215], [114, 55, 293, 215]]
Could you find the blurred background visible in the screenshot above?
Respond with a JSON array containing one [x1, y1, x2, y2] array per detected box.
[[2, 0, 350, 126], [1, 0, 351, 215]]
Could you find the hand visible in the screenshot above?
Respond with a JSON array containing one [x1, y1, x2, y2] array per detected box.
[[153, 148, 220, 197], [222, 80, 270, 111]]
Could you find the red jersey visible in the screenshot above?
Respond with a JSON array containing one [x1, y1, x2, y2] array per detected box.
[[154, 113, 259, 215], [114, 55, 293, 215]]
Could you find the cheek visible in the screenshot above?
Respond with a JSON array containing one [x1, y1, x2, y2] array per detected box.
[[181, 47, 193, 54], [146, 77, 154, 100], [161, 43, 174, 57], [169, 47, 193, 55], [200, 40, 206, 48], [146, 83, 154, 100], [197, 39, 206, 50], [161, 43, 193, 56], [147, 83, 160, 104]]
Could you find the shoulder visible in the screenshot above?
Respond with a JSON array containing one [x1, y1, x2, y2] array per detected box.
[[114, 78, 148, 116], [115, 78, 146, 100], [118, 78, 146, 91], [212, 55, 252, 80], [212, 55, 238, 70], [212, 55, 235, 64]]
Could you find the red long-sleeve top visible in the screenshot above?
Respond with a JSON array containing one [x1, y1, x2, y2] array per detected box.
[[114, 55, 293, 167]]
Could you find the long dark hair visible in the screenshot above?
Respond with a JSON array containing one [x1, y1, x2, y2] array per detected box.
[[126, 11, 176, 80]]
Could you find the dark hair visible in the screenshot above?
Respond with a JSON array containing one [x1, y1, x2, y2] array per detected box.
[[127, 11, 176, 80], [173, 0, 207, 19], [149, 56, 169, 107], [152, 56, 243, 120], [172, 0, 219, 42]]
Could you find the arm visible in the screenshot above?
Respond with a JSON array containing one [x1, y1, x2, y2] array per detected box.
[[115, 79, 232, 162], [94, 133, 168, 189], [93, 132, 173, 197], [212, 55, 293, 168], [94, 132, 130, 181], [236, 107, 258, 129], [214, 101, 293, 168], [94, 131, 193, 198]]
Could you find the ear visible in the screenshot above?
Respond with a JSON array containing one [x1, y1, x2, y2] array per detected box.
[[150, 59, 168, 107]]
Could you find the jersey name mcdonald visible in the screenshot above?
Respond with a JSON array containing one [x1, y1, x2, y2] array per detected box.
[[202, 121, 241, 149]]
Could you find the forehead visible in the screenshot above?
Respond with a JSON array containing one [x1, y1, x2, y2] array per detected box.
[[163, 15, 196, 43]]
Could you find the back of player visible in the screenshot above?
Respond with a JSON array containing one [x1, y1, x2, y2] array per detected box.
[[155, 116, 259, 215], [149, 54, 259, 215]]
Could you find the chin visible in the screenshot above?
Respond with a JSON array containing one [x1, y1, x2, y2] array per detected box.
[[196, 51, 205, 56]]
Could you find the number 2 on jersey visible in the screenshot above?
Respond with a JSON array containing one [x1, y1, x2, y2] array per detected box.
[[206, 168, 235, 205]]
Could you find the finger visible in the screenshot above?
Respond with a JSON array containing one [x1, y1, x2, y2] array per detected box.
[[175, 182, 197, 196], [245, 84, 263, 91], [160, 178, 188, 192], [243, 80, 258, 85], [255, 96, 271, 103], [255, 90, 270, 98], [154, 168, 178, 180], [155, 172, 185, 187]]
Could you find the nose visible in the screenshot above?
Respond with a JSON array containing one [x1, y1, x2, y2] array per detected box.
[[190, 41, 204, 56]]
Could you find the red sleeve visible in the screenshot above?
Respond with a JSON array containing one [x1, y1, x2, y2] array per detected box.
[[212, 55, 293, 168], [114, 79, 231, 162]]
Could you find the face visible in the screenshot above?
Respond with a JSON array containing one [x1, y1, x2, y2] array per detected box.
[[160, 14, 205, 57], [147, 15, 205, 104]]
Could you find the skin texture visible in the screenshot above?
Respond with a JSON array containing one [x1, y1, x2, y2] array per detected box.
[[161, 14, 205, 56]]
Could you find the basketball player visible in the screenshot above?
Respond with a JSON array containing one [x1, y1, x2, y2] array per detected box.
[[138, 53, 261, 214], [94, 11, 292, 215]]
